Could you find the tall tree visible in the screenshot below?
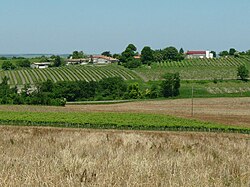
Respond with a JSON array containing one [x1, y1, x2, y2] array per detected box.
[[153, 50, 164, 62], [161, 73, 180, 97], [141, 46, 154, 64], [237, 65, 249, 81], [120, 44, 140, 68], [179, 48, 184, 54], [54, 56, 62, 67], [163, 47, 179, 61], [229, 48, 237, 56], [210, 51, 216, 58]]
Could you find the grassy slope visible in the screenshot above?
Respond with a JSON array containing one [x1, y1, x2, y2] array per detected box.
[[179, 80, 250, 98], [133, 56, 250, 81], [0, 110, 249, 133], [0, 64, 141, 85]]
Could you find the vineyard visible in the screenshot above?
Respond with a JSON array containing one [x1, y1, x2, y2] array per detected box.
[[134, 56, 250, 81], [0, 110, 249, 133], [0, 65, 139, 85]]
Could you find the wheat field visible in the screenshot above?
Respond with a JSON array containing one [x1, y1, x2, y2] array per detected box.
[[0, 126, 249, 187]]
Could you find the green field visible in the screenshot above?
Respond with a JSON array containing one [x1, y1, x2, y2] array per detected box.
[[0, 65, 139, 85], [178, 80, 250, 98], [0, 111, 249, 133], [134, 56, 250, 81]]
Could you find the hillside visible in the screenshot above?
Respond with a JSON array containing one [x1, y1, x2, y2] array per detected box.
[[1, 57, 250, 86], [134, 56, 250, 81], [0, 65, 139, 85]]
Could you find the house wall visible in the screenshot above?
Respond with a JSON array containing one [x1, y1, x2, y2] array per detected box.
[[93, 58, 110, 64], [187, 54, 206, 59]]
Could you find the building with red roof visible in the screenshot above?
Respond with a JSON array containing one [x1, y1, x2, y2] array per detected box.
[[186, 51, 213, 59]]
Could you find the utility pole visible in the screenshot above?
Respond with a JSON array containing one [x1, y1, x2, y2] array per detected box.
[[191, 86, 194, 117]]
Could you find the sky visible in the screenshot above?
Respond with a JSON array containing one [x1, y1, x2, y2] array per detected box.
[[0, 0, 250, 54]]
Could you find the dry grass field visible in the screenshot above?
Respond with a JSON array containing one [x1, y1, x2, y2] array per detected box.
[[0, 126, 249, 186], [1, 97, 250, 127]]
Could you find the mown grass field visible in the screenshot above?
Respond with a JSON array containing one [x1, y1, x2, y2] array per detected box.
[[0, 126, 249, 186], [134, 56, 250, 81]]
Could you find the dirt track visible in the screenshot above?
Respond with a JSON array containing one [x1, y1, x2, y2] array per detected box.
[[0, 97, 250, 127]]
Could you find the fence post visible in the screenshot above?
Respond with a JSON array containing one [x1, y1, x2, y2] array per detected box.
[[191, 86, 194, 117]]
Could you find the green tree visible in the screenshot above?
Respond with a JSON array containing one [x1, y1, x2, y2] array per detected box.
[[153, 50, 164, 62], [210, 51, 216, 58], [0, 57, 7, 60], [17, 59, 31, 67], [72, 51, 85, 59], [149, 84, 159, 99], [163, 47, 179, 61], [141, 46, 154, 64], [120, 44, 137, 62], [237, 65, 249, 81], [229, 48, 236, 56], [101, 51, 112, 57], [179, 48, 184, 54], [54, 56, 62, 67], [161, 73, 180, 97], [2, 61, 15, 70], [126, 83, 141, 99], [120, 44, 140, 68], [219, 51, 229, 57], [98, 77, 127, 99], [245, 50, 250, 56]]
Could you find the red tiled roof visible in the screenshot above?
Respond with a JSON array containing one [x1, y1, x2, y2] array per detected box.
[[92, 55, 118, 61], [186, 51, 206, 55]]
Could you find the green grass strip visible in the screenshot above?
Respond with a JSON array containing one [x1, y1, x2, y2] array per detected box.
[[0, 111, 249, 134]]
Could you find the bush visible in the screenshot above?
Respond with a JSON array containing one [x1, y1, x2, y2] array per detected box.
[[17, 59, 31, 68], [161, 73, 180, 97], [237, 65, 249, 81], [2, 61, 15, 70]]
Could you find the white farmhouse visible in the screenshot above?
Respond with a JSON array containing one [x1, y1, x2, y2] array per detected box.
[[186, 51, 213, 59], [31, 62, 51, 69], [92, 55, 119, 64]]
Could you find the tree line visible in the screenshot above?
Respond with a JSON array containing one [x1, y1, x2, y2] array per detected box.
[[0, 55, 65, 70], [0, 74, 181, 106]]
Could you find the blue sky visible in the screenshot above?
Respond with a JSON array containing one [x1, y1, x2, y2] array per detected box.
[[0, 0, 250, 54]]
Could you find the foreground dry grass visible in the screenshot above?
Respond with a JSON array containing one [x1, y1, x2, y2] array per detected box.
[[0, 126, 249, 187]]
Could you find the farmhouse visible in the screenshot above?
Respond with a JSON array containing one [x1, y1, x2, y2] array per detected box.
[[92, 55, 119, 64], [66, 58, 89, 65], [186, 51, 213, 59], [31, 62, 51, 69]]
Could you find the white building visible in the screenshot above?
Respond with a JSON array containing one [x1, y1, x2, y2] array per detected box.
[[66, 58, 89, 65], [31, 62, 51, 69], [92, 55, 119, 64], [186, 51, 213, 59]]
